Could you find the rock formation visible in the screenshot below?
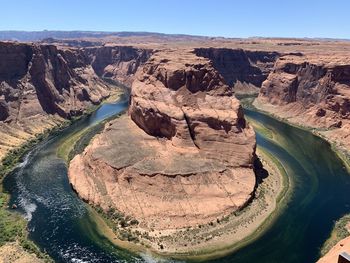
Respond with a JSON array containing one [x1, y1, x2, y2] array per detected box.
[[0, 42, 152, 160], [69, 49, 256, 230], [317, 222, 350, 263], [195, 48, 279, 94], [86, 45, 152, 86], [255, 54, 350, 152]]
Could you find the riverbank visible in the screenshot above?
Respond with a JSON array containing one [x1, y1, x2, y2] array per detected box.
[[0, 242, 46, 263], [249, 97, 350, 262], [57, 109, 125, 163], [0, 119, 73, 262], [245, 96, 350, 174], [320, 214, 350, 257], [317, 220, 350, 263], [0, 88, 123, 183], [0, 89, 122, 263], [0, 192, 52, 262], [63, 110, 290, 261], [252, 98, 350, 167]]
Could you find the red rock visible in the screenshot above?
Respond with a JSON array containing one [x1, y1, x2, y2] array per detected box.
[[69, 49, 257, 231], [0, 41, 152, 160], [256, 54, 350, 152]]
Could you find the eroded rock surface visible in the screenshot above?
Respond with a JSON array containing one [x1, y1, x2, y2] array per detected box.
[[256, 54, 350, 152], [0, 42, 152, 160], [69, 49, 256, 230], [195, 48, 280, 94], [86, 45, 152, 86]]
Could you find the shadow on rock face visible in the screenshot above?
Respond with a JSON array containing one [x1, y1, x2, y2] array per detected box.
[[0, 101, 9, 121], [254, 156, 269, 185]]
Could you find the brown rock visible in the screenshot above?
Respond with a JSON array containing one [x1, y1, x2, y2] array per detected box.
[[69, 49, 256, 230], [0, 41, 152, 160], [129, 50, 256, 167], [86, 45, 152, 86], [316, 108, 326, 117], [195, 48, 279, 89], [256, 54, 350, 152], [317, 236, 350, 263]]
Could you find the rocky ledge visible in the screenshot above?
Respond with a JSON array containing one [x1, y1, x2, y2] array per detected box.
[[69, 49, 256, 233]]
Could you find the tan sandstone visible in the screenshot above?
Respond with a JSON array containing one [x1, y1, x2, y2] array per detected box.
[[69, 49, 256, 232]]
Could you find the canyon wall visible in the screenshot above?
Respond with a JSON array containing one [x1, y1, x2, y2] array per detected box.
[[86, 45, 152, 86], [0, 42, 152, 160], [69, 49, 257, 230], [195, 48, 279, 94], [255, 54, 350, 152]]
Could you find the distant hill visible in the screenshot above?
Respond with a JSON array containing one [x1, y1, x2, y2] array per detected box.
[[0, 30, 209, 42]]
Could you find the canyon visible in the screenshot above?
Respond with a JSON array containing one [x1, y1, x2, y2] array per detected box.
[[255, 53, 350, 156], [67, 40, 350, 256], [0, 35, 350, 262], [0, 42, 151, 160]]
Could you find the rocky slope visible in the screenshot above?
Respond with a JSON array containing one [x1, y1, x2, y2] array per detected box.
[[255, 54, 350, 153], [0, 42, 152, 160], [69, 49, 256, 233]]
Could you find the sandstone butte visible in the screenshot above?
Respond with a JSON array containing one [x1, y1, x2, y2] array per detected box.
[[69, 48, 256, 231], [0, 37, 350, 261]]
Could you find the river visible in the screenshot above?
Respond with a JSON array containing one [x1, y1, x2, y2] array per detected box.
[[3, 99, 350, 263]]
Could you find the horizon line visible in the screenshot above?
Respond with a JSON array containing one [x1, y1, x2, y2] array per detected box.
[[0, 30, 349, 41]]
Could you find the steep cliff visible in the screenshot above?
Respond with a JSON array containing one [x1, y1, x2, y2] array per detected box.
[[69, 49, 256, 233], [255, 54, 350, 152], [0, 42, 152, 160], [195, 48, 280, 94], [86, 45, 152, 86]]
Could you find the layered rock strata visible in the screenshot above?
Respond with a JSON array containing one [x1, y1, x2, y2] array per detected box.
[[255, 54, 350, 152], [69, 49, 256, 230], [0, 42, 152, 160], [195, 48, 280, 94], [86, 45, 152, 86]]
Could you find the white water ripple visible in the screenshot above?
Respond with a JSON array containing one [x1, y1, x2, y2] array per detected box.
[[139, 253, 184, 263]]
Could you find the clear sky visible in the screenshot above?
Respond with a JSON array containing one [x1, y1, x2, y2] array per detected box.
[[1, 0, 349, 39]]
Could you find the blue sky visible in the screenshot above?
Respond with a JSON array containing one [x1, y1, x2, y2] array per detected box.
[[1, 0, 349, 39]]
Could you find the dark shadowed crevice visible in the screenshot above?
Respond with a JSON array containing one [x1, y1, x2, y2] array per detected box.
[[183, 111, 200, 149]]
